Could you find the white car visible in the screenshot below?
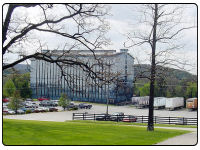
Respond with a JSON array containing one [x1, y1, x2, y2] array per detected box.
[[17, 109, 25, 114], [35, 107, 49, 112], [7, 109, 15, 114]]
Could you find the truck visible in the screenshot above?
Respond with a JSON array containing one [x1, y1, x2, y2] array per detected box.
[[165, 97, 184, 111], [154, 97, 166, 109], [186, 98, 197, 111], [132, 96, 149, 109]]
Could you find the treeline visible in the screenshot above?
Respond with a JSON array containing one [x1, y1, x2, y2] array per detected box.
[[3, 73, 32, 99], [134, 80, 197, 99]]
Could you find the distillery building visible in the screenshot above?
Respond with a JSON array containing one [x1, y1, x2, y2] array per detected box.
[[30, 49, 134, 104]]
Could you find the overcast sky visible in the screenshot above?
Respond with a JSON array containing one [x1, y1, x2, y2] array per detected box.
[[106, 4, 197, 74], [3, 4, 197, 74]]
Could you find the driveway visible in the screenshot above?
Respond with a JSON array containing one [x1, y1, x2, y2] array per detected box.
[[155, 127, 197, 145]]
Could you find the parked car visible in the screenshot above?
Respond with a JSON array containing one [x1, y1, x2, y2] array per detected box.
[[122, 115, 137, 122], [3, 98, 9, 103], [78, 103, 92, 109], [39, 100, 58, 107], [68, 102, 79, 109], [3, 108, 8, 114], [177, 117, 187, 125], [49, 107, 58, 112], [17, 109, 25, 114], [3, 102, 9, 106], [96, 113, 111, 121], [34, 107, 48, 113], [110, 112, 124, 121], [51, 100, 59, 105], [25, 102, 38, 108], [26, 98, 32, 101], [7, 109, 15, 114], [38, 97, 49, 101]]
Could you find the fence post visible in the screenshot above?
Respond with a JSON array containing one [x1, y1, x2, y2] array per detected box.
[[94, 114, 96, 121], [83, 113, 85, 120], [183, 117, 186, 125], [72, 113, 74, 120], [169, 116, 171, 124], [154, 116, 156, 124], [142, 115, 143, 123]]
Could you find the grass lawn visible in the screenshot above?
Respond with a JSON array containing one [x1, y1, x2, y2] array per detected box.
[[70, 120, 197, 128], [3, 119, 190, 145]]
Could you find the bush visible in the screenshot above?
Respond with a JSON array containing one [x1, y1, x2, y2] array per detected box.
[[69, 107, 78, 111], [25, 110, 32, 114]]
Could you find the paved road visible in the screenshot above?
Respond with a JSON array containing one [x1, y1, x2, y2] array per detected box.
[[155, 127, 197, 145], [3, 103, 197, 122]]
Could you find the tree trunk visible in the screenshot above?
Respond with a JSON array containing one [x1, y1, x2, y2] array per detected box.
[[147, 4, 158, 131]]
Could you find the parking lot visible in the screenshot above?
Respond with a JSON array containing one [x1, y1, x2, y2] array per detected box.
[[3, 102, 197, 122]]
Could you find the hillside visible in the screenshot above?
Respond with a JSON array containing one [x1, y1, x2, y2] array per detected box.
[[3, 63, 197, 82], [134, 64, 197, 83], [3, 64, 31, 75]]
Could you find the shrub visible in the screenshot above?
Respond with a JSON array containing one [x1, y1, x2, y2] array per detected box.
[[69, 107, 78, 111], [25, 110, 32, 114]]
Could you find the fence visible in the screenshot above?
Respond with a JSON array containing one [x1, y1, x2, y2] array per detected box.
[[72, 113, 197, 125]]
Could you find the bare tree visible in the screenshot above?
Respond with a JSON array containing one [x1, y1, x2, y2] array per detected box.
[[3, 4, 110, 78], [124, 4, 196, 131]]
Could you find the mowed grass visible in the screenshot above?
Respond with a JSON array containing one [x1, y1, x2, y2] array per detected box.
[[3, 119, 190, 145], [69, 120, 197, 128]]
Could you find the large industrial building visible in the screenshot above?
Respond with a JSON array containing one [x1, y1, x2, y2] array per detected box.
[[30, 49, 134, 104]]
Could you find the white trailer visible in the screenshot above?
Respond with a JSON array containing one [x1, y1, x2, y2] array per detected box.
[[132, 96, 149, 108], [154, 97, 166, 109], [165, 97, 184, 110]]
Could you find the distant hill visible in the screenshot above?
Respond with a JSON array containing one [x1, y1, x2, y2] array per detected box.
[[134, 64, 197, 83], [3, 64, 31, 75], [3, 63, 197, 83]]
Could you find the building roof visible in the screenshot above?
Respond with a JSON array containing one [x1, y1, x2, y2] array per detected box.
[[41, 49, 134, 59]]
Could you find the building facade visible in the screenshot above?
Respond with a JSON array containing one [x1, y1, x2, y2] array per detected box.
[[30, 49, 134, 104]]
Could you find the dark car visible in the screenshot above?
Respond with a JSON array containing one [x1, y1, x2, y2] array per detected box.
[[110, 112, 124, 121], [49, 107, 58, 112], [96, 114, 111, 121], [79, 103, 92, 109], [122, 115, 137, 122], [68, 103, 79, 110]]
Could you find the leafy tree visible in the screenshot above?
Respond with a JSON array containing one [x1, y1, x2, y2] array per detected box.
[[186, 82, 197, 98], [7, 91, 23, 114], [139, 83, 150, 96], [174, 85, 183, 97], [3, 79, 16, 97], [12, 73, 32, 98], [58, 93, 71, 110]]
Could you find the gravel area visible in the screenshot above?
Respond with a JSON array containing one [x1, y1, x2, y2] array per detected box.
[[3, 103, 197, 122]]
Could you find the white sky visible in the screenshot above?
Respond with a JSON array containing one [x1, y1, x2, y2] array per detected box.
[[2, 4, 197, 74], [105, 4, 197, 74]]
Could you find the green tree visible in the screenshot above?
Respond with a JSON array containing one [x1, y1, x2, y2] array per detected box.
[[174, 85, 182, 97], [139, 83, 150, 96], [186, 82, 197, 98], [12, 73, 32, 98], [3, 79, 16, 97], [7, 91, 23, 114], [58, 93, 71, 110]]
